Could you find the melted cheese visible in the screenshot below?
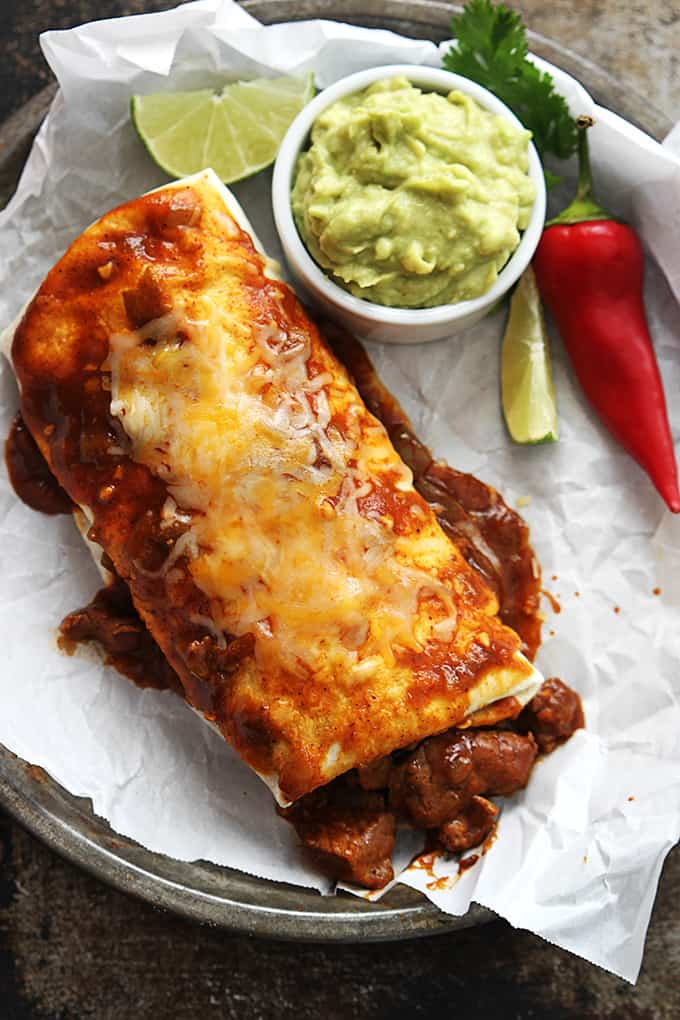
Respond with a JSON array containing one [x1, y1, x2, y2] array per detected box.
[[109, 291, 462, 681]]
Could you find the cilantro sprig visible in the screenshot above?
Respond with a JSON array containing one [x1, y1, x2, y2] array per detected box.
[[443, 0, 578, 180]]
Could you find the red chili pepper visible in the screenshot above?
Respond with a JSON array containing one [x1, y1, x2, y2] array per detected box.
[[533, 115, 680, 513]]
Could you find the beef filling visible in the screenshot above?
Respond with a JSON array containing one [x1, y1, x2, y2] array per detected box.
[[280, 779, 396, 889], [518, 676, 585, 753], [285, 679, 583, 887], [59, 578, 184, 695], [438, 795, 499, 853], [388, 730, 538, 829]]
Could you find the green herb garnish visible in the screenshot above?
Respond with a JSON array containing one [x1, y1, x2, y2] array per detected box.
[[443, 0, 578, 180]]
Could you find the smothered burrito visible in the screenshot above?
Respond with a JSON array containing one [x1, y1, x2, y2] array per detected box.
[[3, 171, 583, 888]]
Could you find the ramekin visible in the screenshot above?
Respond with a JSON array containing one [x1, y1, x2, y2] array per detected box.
[[272, 64, 546, 345]]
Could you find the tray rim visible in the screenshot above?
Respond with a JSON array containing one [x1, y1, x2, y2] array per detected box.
[[0, 0, 670, 941]]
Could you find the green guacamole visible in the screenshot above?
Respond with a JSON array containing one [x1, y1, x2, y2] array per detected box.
[[291, 77, 536, 309]]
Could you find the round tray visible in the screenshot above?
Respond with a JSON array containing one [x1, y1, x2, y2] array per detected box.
[[0, 0, 671, 942]]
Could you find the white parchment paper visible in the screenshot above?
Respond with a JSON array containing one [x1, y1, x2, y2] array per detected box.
[[0, 0, 678, 982]]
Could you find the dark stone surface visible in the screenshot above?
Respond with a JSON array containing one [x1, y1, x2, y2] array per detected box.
[[1, 809, 679, 1019], [0, 1, 171, 126], [1, 2, 679, 1017]]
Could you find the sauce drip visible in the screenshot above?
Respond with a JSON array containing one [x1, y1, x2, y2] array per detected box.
[[5, 413, 73, 515], [409, 850, 442, 879], [541, 589, 561, 615], [427, 875, 453, 891], [458, 853, 479, 874]]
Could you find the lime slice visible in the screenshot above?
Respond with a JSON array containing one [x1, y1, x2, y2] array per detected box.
[[501, 266, 559, 444], [131, 74, 315, 184]]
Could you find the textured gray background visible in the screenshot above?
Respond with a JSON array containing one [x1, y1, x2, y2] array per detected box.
[[1, 2, 679, 1017]]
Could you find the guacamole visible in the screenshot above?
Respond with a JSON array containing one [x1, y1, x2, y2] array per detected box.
[[291, 77, 536, 309]]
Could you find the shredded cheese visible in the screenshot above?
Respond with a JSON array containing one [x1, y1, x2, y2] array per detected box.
[[108, 299, 467, 682]]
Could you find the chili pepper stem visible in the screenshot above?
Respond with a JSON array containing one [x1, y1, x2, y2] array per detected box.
[[547, 116, 612, 226]]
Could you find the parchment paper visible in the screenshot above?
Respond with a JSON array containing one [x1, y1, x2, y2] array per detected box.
[[0, 0, 679, 982]]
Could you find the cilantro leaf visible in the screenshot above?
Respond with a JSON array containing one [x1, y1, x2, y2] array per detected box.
[[443, 0, 578, 168]]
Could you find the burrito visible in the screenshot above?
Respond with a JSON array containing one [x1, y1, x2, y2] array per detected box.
[[3, 170, 583, 887]]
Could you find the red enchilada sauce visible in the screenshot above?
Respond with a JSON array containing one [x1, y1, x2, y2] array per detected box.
[[4, 186, 582, 886], [6, 412, 73, 515]]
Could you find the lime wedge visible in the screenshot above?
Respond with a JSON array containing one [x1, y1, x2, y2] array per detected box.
[[501, 266, 559, 444], [131, 74, 315, 184]]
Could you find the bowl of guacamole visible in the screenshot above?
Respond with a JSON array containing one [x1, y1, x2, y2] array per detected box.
[[273, 66, 546, 344]]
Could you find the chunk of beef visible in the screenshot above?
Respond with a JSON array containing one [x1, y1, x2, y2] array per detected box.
[[182, 632, 255, 683], [520, 677, 584, 753], [389, 730, 537, 829], [281, 779, 395, 889], [356, 756, 392, 791], [437, 795, 499, 853], [59, 578, 183, 694]]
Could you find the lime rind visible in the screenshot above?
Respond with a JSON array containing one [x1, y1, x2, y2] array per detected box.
[[131, 74, 315, 184], [501, 266, 559, 445]]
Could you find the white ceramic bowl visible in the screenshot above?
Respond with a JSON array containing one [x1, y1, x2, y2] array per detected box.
[[272, 65, 546, 345]]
